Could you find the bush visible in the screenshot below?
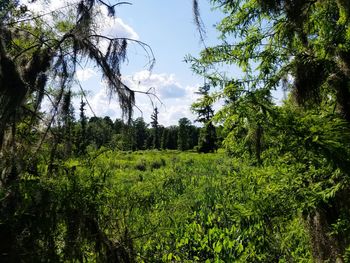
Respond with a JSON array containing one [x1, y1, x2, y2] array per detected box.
[[135, 159, 147, 171]]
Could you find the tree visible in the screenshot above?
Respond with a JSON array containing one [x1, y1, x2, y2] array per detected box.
[[177, 117, 192, 151], [192, 84, 214, 123], [150, 107, 160, 149], [76, 98, 88, 155], [191, 0, 350, 260], [60, 90, 75, 156], [0, 0, 154, 153], [197, 122, 217, 153], [103, 116, 114, 128], [191, 83, 217, 153], [86, 117, 111, 148], [114, 118, 125, 134], [0, 1, 153, 261], [0, 0, 153, 176], [160, 127, 169, 149], [133, 117, 148, 150], [164, 125, 178, 149], [120, 121, 135, 151]]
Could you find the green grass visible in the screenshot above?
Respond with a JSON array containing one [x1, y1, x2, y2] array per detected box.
[[66, 149, 311, 262], [11, 149, 312, 262]]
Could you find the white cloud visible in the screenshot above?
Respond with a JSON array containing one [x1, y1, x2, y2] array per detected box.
[[121, 70, 201, 126], [123, 70, 189, 100], [23, 0, 80, 20], [24, 0, 138, 40], [85, 87, 123, 119], [84, 70, 201, 126], [95, 5, 139, 54], [97, 8, 139, 40]]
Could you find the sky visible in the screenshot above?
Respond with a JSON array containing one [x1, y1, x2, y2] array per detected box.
[[81, 0, 224, 126], [24, 0, 285, 126], [25, 0, 225, 126]]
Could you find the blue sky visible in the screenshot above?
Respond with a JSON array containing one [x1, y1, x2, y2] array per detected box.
[[26, 0, 225, 126], [26, 0, 284, 126], [100, 0, 225, 126], [116, 1, 222, 81]]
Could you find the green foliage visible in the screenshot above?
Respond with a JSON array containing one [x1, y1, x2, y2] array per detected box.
[[197, 122, 218, 153], [3, 0, 350, 261], [134, 117, 149, 150], [151, 107, 160, 149], [161, 125, 179, 150], [0, 149, 316, 261], [0, 150, 134, 262], [189, 0, 350, 260], [96, 150, 310, 262], [192, 84, 218, 153], [76, 98, 88, 155], [177, 118, 199, 151], [191, 84, 215, 123], [86, 116, 115, 149]]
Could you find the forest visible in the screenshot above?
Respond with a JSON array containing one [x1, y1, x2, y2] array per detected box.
[[1, 0, 350, 262]]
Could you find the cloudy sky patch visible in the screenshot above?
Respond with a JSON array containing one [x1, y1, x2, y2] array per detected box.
[[123, 70, 189, 100], [158, 84, 185, 99], [22, 0, 220, 127], [97, 7, 139, 40], [82, 70, 201, 126]]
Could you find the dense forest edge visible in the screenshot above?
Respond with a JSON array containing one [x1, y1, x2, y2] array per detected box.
[[1, 0, 350, 262]]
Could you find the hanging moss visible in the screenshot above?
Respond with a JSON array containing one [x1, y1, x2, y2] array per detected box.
[[292, 54, 327, 107]]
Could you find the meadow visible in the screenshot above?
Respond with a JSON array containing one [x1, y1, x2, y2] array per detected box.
[[27, 149, 310, 262]]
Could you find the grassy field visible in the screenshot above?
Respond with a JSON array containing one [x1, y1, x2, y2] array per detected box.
[[45, 149, 310, 262]]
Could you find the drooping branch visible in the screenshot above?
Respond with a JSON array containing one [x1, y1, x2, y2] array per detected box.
[[192, 0, 206, 43], [97, 0, 132, 16], [0, 0, 155, 149]]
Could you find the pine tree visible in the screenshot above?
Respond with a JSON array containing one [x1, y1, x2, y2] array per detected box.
[[161, 128, 169, 149], [191, 84, 217, 152], [77, 98, 88, 155], [151, 107, 160, 149], [177, 118, 191, 151], [61, 90, 75, 157], [133, 117, 148, 150], [191, 0, 350, 260]]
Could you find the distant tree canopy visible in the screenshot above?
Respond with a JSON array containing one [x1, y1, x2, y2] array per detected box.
[[133, 117, 149, 150], [62, 113, 201, 152], [177, 117, 198, 151]]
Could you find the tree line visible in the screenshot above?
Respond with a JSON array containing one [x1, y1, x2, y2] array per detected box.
[[51, 79, 220, 155], [72, 109, 199, 152]]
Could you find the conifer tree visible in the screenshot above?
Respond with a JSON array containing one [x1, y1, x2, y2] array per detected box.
[[177, 117, 191, 151], [77, 98, 88, 155], [133, 117, 148, 150], [160, 128, 169, 149], [191, 83, 217, 152], [151, 107, 160, 149], [191, 0, 350, 260]]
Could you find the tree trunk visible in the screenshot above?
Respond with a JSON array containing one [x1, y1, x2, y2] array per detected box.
[[306, 188, 350, 262]]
